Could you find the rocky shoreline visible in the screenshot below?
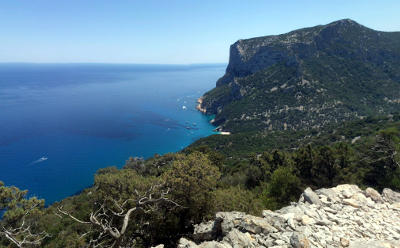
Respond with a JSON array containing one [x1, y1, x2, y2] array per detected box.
[[196, 97, 231, 135], [175, 184, 400, 248], [196, 97, 207, 114]]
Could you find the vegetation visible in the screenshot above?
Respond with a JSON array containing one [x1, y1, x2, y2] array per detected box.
[[2, 117, 398, 247], [0, 181, 49, 247], [1, 19, 400, 248], [201, 19, 400, 133]]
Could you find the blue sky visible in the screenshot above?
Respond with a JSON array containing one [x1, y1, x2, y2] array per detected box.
[[0, 0, 399, 64]]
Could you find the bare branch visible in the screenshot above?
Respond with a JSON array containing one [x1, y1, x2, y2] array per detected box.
[[0, 207, 50, 248], [58, 183, 180, 247], [58, 206, 91, 224]]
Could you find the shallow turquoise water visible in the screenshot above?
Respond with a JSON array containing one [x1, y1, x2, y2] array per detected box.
[[0, 63, 225, 204]]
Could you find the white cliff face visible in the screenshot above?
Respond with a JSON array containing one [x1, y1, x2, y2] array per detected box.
[[177, 184, 400, 248]]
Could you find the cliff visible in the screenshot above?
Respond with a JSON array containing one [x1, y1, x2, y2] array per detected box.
[[177, 184, 400, 248], [200, 19, 400, 132]]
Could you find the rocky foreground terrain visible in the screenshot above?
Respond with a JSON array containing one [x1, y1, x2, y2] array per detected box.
[[174, 184, 400, 248]]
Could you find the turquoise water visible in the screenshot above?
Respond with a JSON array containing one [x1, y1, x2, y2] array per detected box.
[[0, 63, 225, 204]]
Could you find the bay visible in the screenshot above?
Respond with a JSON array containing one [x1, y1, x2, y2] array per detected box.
[[0, 63, 225, 204]]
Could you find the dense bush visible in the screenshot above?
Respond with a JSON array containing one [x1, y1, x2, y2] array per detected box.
[[262, 167, 302, 210]]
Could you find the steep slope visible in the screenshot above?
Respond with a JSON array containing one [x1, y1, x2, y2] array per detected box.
[[200, 19, 400, 132], [177, 184, 400, 248]]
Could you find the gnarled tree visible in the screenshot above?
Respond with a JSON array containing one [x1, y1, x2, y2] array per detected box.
[[0, 181, 49, 247], [58, 182, 179, 248], [361, 128, 400, 190]]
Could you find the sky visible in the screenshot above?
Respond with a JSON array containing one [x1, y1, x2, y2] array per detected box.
[[0, 0, 399, 64]]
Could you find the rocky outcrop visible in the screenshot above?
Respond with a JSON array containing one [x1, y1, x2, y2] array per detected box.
[[196, 97, 207, 114], [177, 184, 400, 248]]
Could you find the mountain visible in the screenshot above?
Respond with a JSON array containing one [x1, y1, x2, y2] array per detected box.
[[199, 19, 400, 132]]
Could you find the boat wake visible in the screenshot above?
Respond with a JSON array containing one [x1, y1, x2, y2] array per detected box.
[[30, 156, 48, 165]]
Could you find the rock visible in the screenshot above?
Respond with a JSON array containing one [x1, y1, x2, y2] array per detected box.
[[382, 188, 400, 203], [300, 215, 315, 225], [349, 240, 400, 248], [263, 209, 281, 218], [340, 238, 350, 247], [216, 212, 245, 235], [180, 185, 400, 248], [287, 217, 296, 230], [274, 239, 286, 245], [281, 212, 295, 221], [342, 189, 353, 198], [315, 219, 333, 226], [343, 198, 361, 208], [323, 206, 337, 214], [352, 192, 367, 204], [303, 187, 321, 205], [290, 232, 310, 248], [199, 241, 232, 248], [316, 188, 340, 202], [178, 238, 198, 248], [334, 184, 361, 197], [262, 209, 287, 230], [277, 205, 304, 216], [365, 187, 383, 203], [193, 220, 219, 241], [223, 229, 255, 248], [238, 215, 278, 234]]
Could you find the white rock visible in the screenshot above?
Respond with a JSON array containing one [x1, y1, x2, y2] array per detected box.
[[301, 215, 315, 225], [303, 187, 322, 205], [365, 187, 383, 203], [181, 185, 400, 248], [343, 198, 360, 208], [382, 188, 400, 203]]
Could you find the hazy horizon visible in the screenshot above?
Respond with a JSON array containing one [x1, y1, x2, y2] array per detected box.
[[1, 0, 399, 64], [0, 62, 228, 65]]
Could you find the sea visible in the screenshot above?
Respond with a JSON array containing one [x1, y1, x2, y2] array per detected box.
[[0, 63, 225, 204]]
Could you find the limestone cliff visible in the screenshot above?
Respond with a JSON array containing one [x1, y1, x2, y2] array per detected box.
[[200, 19, 400, 133]]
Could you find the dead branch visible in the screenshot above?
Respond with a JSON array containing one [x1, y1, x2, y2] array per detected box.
[[0, 205, 50, 247], [58, 184, 180, 247]]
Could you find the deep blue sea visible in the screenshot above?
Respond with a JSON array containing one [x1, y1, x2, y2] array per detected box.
[[0, 63, 225, 204]]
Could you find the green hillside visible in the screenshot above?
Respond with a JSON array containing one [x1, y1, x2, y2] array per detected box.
[[201, 19, 400, 132]]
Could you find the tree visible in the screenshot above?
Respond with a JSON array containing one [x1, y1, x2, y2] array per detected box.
[[311, 146, 337, 187], [331, 142, 358, 185], [263, 167, 302, 210], [293, 145, 315, 184], [0, 181, 49, 248], [361, 128, 400, 190], [212, 186, 263, 216], [58, 182, 179, 248], [162, 152, 221, 225]]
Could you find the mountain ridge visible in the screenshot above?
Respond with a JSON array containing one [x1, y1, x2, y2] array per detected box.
[[200, 19, 400, 132]]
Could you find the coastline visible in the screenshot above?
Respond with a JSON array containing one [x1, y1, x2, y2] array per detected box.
[[196, 97, 207, 113], [196, 97, 231, 135], [0, 63, 225, 205]]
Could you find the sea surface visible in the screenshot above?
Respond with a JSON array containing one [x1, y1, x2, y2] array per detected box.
[[0, 63, 225, 204]]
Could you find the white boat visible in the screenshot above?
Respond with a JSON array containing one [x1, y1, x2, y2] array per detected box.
[[39, 156, 48, 161], [30, 156, 48, 165]]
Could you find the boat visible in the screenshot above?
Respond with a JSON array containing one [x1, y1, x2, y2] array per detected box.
[[39, 156, 48, 161]]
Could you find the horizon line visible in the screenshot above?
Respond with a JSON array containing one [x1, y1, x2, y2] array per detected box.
[[0, 61, 228, 66]]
